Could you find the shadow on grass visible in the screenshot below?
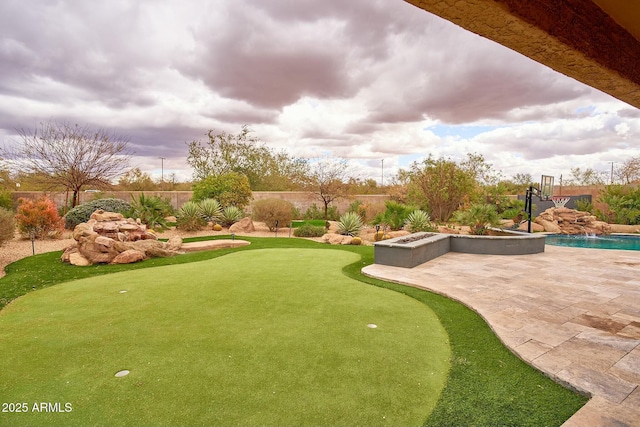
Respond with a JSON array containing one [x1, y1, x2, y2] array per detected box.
[[0, 235, 587, 426]]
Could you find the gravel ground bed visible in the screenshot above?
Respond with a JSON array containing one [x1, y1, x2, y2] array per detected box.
[[0, 224, 314, 279]]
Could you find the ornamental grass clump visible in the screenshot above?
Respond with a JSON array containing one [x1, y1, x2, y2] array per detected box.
[[336, 211, 364, 236]]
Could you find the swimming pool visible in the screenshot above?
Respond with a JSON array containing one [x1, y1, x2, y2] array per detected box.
[[545, 234, 640, 251]]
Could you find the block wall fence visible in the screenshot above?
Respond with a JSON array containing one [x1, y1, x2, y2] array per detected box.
[[10, 184, 619, 216], [10, 191, 392, 215]]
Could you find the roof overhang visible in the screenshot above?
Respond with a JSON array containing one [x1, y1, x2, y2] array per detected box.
[[405, 0, 640, 109]]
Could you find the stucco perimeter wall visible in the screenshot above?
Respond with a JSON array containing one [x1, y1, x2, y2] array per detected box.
[[11, 191, 391, 214]]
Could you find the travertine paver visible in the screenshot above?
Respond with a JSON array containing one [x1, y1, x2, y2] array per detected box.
[[362, 245, 640, 427]]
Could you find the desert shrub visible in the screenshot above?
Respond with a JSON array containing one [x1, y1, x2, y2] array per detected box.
[[252, 198, 294, 231], [219, 206, 243, 227], [303, 203, 339, 221], [336, 211, 364, 236], [293, 224, 326, 237], [597, 185, 640, 224], [129, 193, 173, 230], [16, 197, 63, 239], [176, 201, 206, 231], [374, 201, 416, 230], [405, 210, 437, 233], [199, 198, 223, 223], [0, 207, 15, 245], [64, 198, 132, 229], [192, 172, 252, 209], [0, 190, 13, 210], [501, 207, 525, 223], [453, 203, 501, 235], [573, 198, 594, 214], [347, 200, 367, 221]]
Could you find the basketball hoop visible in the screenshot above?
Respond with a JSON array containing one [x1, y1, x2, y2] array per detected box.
[[552, 196, 571, 208]]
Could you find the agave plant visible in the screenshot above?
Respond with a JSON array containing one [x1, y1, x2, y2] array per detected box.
[[220, 206, 244, 227], [176, 201, 205, 231], [198, 198, 223, 223], [405, 210, 436, 233], [336, 211, 364, 236]]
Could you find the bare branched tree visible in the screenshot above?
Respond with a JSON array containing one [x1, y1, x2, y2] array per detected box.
[[4, 121, 132, 206], [615, 157, 640, 184], [306, 157, 349, 219]]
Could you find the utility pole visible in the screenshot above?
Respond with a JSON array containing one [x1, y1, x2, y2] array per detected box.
[[610, 162, 614, 184], [381, 159, 384, 187], [159, 157, 165, 190]]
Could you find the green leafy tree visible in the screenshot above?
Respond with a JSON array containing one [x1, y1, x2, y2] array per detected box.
[[186, 125, 308, 190], [405, 156, 477, 222], [192, 172, 252, 209]]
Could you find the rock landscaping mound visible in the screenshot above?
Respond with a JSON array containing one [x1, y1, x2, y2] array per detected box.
[[62, 209, 183, 265], [534, 207, 612, 235]]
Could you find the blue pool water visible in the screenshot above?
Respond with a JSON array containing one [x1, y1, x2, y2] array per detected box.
[[545, 234, 640, 251]]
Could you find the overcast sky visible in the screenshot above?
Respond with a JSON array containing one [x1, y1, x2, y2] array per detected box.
[[1, 0, 638, 186]]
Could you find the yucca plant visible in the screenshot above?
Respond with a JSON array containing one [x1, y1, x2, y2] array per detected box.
[[176, 201, 206, 231], [198, 198, 223, 224], [405, 210, 436, 233], [220, 206, 244, 227], [336, 211, 364, 236]]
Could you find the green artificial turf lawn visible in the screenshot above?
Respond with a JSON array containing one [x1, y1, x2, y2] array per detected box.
[[0, 236, 588, 426], [290, 219, 327, 228], [0, 249, 450, 427]]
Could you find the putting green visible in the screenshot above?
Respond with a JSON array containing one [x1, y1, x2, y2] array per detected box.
[[0, 249, 450, 426]]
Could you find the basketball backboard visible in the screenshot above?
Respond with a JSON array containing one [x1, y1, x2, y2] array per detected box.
[[540, 175, 554, 200]]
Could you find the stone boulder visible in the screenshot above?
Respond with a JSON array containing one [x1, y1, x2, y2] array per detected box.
[[322, 234, 353, 245], [517, 222, 545, 232], [229, 217, 255, 233], [111, 250, 146, 264]]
